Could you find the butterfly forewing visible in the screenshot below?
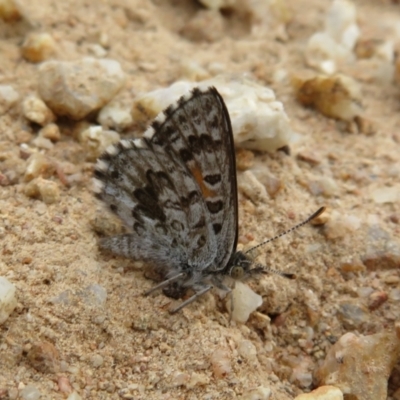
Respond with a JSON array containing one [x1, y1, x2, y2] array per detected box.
[[146, 88, 238, 271]]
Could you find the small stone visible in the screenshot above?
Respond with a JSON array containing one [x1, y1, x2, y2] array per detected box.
[[239, 386, 272, 400], [237, 340, 257, 361], [32, 135, 53, 150], [0, 85, 19, 114], [39, 123, 61, 141], [297, 150, 321, 165], [172, 372, 190, 387], [228, 281, 263, 323], [78, 125, 120, 161], [88, 43, 107, 58], [294, 385, 343, 400], [308, 177, 339, 197], [0, 0, 21, 22], [238, 171, 268, 204], [305, 0, 359, 74], [27, 341, 60, 373], [24, 153, 54, 181], [38, 58, 126, 120], [210, 348, 232, 379], [24, 177, 60, 204], [181, 60, 210, 81], [97, 103, 132, 131], [370, 186, 400, 204], [236, 149, 255, 171], [67, 391, 83, 400], [58, 376, 73, 394], [337, 301, 370, 330], [22, 95, 55, 126], [314, 331, 400, 400], [20, 385, 41, 400], [21, 32, 56, 63], [361, 246, 400, 270], [90, 354, 104, 368], [339, 258, 365, 273], [261, 172, 282, 198], [367, 291, 388, 311], [187, 372, 209, 388], [81, 284, 107, 306], [293, 73, 362, 121], [180, 10, 224, 43], [132, 78, 294, 152], [0, 277, 17, 324], [323, 212, 361, 240]]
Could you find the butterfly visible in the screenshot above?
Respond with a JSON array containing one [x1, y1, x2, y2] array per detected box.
[[93, 86, 324, 313]]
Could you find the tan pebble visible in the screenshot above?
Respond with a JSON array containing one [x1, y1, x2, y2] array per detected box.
[[0, 0, 22, 22], [172, 372, 190, 387], [97, 103, 132, 131], [187, 372, 209, 388], [21, 32, 56, 63], [294, 385, 343, 399], [361, 250, 400, 271], [238, 170, 268, 204], [24, 153, 54, 181], [180, 10, 224, 43], [58, 376, 73, 394], [38, 58, 126, 120], [236, 149, 255, 170], [21, 257, 32, 264], [27, 341, 60, 373], [239, 386, 272, 400], [181, 60, 210, 81], [383, 275, 400, 284], [355, 38, 383, 59], [39, 123, 61, 141], [264, 173, 282, 198], [22, 95, 55, 126], [237, 340, 257, 361], [210, 348, 232, 379], [354, 115, 376, 136], [339, 257, 365, 273], [0, 84, 20, 114], [14, 129, 33, 144], [0, 173, 10, 186], [297, 150, 321, 165], [32, 135, 53, 150], [90, 354, 104, 368], [24, 177, 60, 204], [368, 291, 388, 311], [78, 126, 120, 161], [292, 73, 362, 121]]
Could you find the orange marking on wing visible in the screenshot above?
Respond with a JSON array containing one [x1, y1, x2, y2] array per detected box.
[[190, 165, 215, 199]]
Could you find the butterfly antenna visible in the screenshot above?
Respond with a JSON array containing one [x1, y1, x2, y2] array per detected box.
[[244, 207, 326, 255]]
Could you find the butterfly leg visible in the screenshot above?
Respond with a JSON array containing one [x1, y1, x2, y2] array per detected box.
[[169, 284, 213, 314], [144, 273, 185, 296], [210, 276, 234, 321]]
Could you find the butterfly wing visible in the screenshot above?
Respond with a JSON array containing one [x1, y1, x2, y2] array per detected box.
[[93, 87, 238, 272], [144, 87, 238, 271]]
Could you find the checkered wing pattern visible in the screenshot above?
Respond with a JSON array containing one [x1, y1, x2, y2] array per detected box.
[[93, 87, 238, 273]]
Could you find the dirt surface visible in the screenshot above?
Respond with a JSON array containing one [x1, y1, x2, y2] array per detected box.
[[1, 0, 400, 399]]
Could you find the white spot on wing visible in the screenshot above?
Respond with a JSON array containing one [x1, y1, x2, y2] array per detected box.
[[92, 178, 105, 193], [95, 159, 109, 171]]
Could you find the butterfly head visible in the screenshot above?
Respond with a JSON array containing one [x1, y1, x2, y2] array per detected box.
[[226, 251, 295, 281]]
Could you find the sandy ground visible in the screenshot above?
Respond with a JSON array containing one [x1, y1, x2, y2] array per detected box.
[[1, 0, 400, 399]]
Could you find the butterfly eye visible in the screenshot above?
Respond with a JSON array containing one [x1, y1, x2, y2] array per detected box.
[[231, 266, 244, 280]]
